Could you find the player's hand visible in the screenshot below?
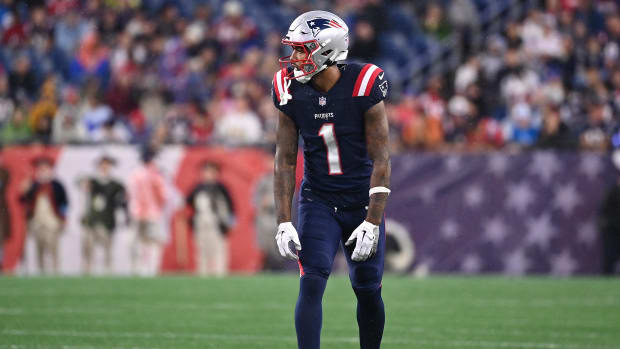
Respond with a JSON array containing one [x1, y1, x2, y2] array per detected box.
[[275, 222, 301, 260], [345, 220, 379, 262]]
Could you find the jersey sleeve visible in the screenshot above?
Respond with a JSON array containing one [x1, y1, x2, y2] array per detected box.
[[352, 64, 388, 113], [271, 68, 294, 116]]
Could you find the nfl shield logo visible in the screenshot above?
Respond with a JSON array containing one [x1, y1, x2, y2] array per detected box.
[[318, 96, 327, 106]]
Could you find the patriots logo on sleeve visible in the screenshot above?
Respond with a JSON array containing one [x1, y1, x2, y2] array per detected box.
[[307, 18, 344, 37]]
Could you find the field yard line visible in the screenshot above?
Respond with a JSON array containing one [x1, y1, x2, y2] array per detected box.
[[384, 324, 604, 340], [3, 329, 618, 349]]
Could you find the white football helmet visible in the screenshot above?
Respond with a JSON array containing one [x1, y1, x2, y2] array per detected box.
[[279, 10, 349, 83]]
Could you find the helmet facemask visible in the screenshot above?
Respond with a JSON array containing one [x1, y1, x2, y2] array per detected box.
[[279, 39, 330, 84]]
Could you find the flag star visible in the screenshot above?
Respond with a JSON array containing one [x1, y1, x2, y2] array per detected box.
[[488, 153, 509, 177], [552, 182, 581, 216], [413, 258, 435, 276], [464, 184, 484, 208], [528, 151, 561, 183], [420, 187, 435, 203], [525, 213, 556, 250], [309, 21, 315, 26], [445, 156, 462, 173], [440, 219, 459, 240], [579, 153, 603, 181], [461, 254, 482, 274], [506, 181, 535, 214], [577, 220, 597, 247], [483, 216, 510, 245], [550, 249, 577, 276], [503, 248, 530, 275]]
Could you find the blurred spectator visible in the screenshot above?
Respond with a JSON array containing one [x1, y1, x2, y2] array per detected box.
[[128, 148, 167, 276], [8, 55, 37, 103], [447, 0, 479, 57], [359, 0, 388, 33], [19, 157, 68, 275], [504, 22, 523, 50], [54, 9, 90, 55], [105, 73, 139, 118], [182, 161, 234, 276], [52, 86, 86, 144], [349, 19, 379, 62], [213, 1, 258, 56], [506, 102, 540, 148], [79, 155, 128, 274], [82, 92, 113, 139], [28, 77, 58, 143], [214, 96, 263, 146], [0, 74, 14, 126], [1, 10, 26, 46], [422, 4, 452, 41], [417, 77, 446, 148], [0, 148, 9, 270], [0, 108, 32, 144], [535, 105, 576, 149], [444, 94, 477, 145], [454, 56, 480, 94], [579, 97, 612, 150], [70, 32, 111, 87], [91, 118, 131, 144]]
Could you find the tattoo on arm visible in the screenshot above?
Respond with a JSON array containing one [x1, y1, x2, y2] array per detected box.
[[274, 111, 299, 224], [364, 102, 391, 225]]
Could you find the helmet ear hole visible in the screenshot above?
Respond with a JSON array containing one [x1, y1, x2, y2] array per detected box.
[[321, 49, 333, 57]]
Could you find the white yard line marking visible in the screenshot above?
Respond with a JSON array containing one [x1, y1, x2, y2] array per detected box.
[[2, 329, 618, 349]]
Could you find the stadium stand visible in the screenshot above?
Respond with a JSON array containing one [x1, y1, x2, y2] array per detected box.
[[0, 0, 617, 151]]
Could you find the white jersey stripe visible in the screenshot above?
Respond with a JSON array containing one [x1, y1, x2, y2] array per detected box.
[[357, 65, 378, 97], [275, 69, 284, 100]]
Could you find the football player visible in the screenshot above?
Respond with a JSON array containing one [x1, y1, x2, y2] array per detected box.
[[273, 10, 390, 349]]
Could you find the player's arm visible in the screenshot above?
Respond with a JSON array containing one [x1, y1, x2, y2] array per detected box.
[[364, 101, 391, 225], [274, 111, 298, 224], [274, 111, 302, 259], [345, 101, 390, 262]]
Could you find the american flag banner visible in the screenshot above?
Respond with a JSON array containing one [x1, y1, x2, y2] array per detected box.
[[386, 151, 617, 276]]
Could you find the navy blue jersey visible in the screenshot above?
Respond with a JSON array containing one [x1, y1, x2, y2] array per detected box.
[[272, 62, 388, 208]]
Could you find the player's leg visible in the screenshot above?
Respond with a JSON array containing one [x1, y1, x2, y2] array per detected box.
[[341, 211, 386, 349], [34, 227, 46, 274], [50, 228, 60, 275], [82, 226, 95, 274], [98, 226, 113, 274], [295, 199, 342, 349], [196, 226, 209, 276]]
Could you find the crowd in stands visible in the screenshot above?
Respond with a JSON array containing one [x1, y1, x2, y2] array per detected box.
[[0, 0, 618, 152]]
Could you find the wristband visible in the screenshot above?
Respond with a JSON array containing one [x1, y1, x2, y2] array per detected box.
[[369, 186, 391, 197]]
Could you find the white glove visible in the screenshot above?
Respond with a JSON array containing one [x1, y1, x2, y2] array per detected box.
[[275, 222, 301, 260], [345, 220, 379, 262]]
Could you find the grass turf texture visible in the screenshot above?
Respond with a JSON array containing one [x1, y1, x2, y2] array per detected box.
[[1, 275, 619, 349]]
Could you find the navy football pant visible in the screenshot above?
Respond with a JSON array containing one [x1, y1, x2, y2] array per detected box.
[[295, 196, 385, 349]]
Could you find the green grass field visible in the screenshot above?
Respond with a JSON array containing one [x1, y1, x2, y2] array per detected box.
[[1, 275, 619, 349]]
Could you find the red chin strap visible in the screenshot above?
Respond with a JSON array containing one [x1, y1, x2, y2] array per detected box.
[[278, 39, 320, 80]]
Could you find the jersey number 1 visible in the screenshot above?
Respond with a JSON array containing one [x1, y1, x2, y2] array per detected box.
[[318, 123, 343, 175]]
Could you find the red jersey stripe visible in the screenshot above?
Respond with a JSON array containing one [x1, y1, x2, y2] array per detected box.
[[352, 64, 372, 97], [363, 67, 383, 96]]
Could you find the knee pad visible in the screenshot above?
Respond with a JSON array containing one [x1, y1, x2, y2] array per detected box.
[[350, 264, 381, 291], [299, 273, 328, 302]]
